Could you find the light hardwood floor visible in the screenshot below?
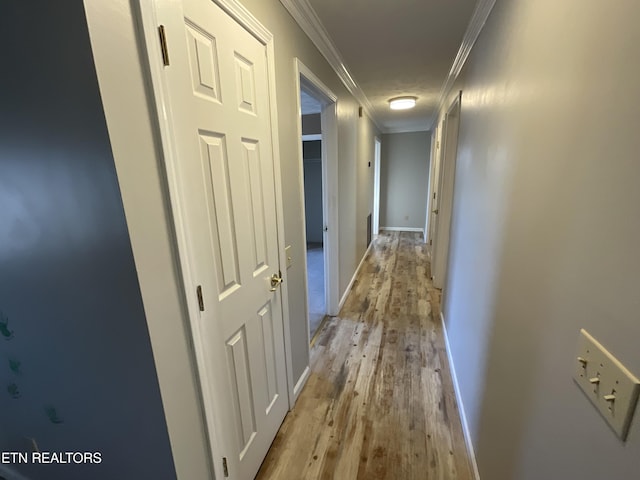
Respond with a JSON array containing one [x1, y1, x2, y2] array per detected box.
[[256, 232, 473, 480]]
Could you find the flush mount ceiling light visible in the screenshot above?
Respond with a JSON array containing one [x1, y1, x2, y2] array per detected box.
[[389, 96, 417, 110]]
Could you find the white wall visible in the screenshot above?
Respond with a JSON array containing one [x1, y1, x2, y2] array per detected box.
[[380, 131, 431, 229], [440, 1, 640, 479], [357, 113, 376, 253], [0, 3, 177, 478]]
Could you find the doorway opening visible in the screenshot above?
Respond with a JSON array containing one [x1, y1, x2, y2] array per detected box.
[[301, 119, 324, 338], [294, 60, 339, 345]]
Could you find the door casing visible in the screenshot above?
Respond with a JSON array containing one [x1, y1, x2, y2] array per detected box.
[[294, 59, 340, 325]]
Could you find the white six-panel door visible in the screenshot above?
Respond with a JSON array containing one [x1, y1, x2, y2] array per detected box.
[[151, 1, 289, 478]]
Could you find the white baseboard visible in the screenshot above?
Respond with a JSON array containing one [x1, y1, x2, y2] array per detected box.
[[380, 226, 425, 234], [292, 365, 311, 401], [441, 312, 481, 480], [338, 242, 373, 312]]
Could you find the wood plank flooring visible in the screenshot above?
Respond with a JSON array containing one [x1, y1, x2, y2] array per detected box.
[[256, 232, 473, 480]]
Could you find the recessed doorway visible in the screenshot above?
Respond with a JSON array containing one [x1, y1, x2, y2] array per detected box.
[[294, 60, 339, 344]]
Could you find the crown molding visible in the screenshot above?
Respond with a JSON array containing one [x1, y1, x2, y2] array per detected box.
[[430, 0, 497, 127], [279, 0, 383, 132]]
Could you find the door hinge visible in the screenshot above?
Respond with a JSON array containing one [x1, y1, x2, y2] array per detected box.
[[222, 457, 229, 477], [158, 25, 170, 66], [433, 192, 436, 199], [429, 239, 432, 246], [196, 285, 205, 312]]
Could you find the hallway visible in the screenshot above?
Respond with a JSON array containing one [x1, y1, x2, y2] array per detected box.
[[256, 232, 472, 479]]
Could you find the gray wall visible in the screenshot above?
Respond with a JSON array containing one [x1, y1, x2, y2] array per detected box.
[[302, 113, 321, 135], [439, 1, 640, 479], [303, 141, 324, 244], [380, 131, 431, 229], [0, 3, 176, 479]]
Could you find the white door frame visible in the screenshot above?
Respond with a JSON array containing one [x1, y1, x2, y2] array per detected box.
[[432, 92, 462, 290], [136, 2, 293, 478], [373, 136, 382, 236], [294, 59, 340, 327], [425, 129, 438, 245]]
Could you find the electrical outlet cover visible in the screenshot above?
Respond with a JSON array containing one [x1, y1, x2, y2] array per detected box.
[[574, 329, 640, 440]]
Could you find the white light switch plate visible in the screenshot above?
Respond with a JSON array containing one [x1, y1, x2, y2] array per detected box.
[[285, 245, 293, 269], [574, 329, 640, 440]]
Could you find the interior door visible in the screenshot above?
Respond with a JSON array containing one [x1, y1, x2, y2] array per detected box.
[[157, 1, 288, 478], [433, 95, 461, 290]]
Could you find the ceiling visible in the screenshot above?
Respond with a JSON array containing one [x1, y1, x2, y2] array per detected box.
[[304, 0, 478, 133]]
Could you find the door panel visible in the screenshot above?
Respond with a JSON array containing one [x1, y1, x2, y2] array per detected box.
[[159, 1, 288, 478], [234, 54, 257, 114], [242, 139, 270, 275], [257, 302, 278, 411], [226, 326, 258, 457], [198, 132, 241, 295], [185, 22, 221, 101]]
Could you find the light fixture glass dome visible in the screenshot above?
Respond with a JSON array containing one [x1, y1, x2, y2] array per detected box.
[[389, 96, 417, 110]]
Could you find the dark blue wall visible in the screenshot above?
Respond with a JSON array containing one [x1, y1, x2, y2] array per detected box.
[[0, 2, 177, 479]]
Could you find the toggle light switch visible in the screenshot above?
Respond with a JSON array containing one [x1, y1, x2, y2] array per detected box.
[[574, 329, 640, 440]]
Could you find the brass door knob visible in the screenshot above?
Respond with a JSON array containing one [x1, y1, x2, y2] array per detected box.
[[270, 273, 283, 292], [432, 209, 439, 214]]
